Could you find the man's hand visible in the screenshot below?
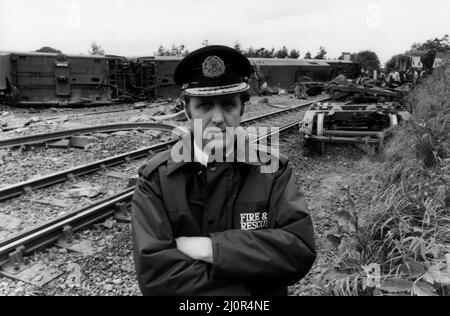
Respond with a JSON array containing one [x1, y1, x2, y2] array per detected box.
[[175, 237, 213, 264]]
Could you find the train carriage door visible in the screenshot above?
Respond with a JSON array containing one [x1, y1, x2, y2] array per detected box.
[[54, 56, 70, 96]]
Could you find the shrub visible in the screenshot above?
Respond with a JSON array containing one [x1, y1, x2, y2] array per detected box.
[[325, 61, 450, 296]]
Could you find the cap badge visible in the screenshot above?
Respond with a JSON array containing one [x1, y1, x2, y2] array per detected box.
[[202, 56, 226, 78]]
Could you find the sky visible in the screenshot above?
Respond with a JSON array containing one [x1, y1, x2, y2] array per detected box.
[[0, 0, 449, 63]]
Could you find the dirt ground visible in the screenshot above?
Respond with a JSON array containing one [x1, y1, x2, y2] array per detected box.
[[281, 132, 381, 295]]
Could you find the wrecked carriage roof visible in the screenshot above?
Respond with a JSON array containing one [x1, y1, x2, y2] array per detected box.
[[0, 51, 124, 60], [249, 58, 340, 67]]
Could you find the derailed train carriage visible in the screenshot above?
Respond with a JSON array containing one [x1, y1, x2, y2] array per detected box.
[[0, 51, 120, 106], [251, 58, 359, 86], [0, 51, 182, 106], [0, 51, 360, 106], [299, 101, 411, 154]]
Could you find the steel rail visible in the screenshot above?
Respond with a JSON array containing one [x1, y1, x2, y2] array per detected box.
[[0, 139, 176, 202], [0, 97, 329, 202], [0, 116, 304, 267], [0, 122, 177, 149], [241, 96, 329, 123], [0, 188, 134, 267]]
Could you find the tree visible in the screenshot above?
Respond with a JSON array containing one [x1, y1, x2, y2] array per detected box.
[[289, 49, 300, 59], [89, 42, 105, 56], [314, 46, 327, 59], [304, 51, 312, 59], [242, 47, 275, 58], [234, 41, 242, 53], [35, 46, 62, 53], [239, 45, 300, 59], [201, 40, 209, 47], [259, 47, 275, 58], [417, 34, 449, 53], [275, 46, 289, 58], [406, 34, 450, 57], [385, 54, 403, 73], [156, 44, 189, 57], [350, 50, 380, 72]]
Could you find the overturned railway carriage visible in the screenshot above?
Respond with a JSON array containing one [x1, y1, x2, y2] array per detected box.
[[0, 52, 179, 106], [250, 58, 360, 92], [135, 56, 182, 99], [0, 52, 123, 106], [0, 51, 360, 106]]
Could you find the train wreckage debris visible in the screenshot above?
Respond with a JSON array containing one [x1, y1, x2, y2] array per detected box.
[[299, 102, 411, 154]]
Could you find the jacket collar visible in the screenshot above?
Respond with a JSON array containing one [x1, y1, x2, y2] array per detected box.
[[166, 130, 266, 176]]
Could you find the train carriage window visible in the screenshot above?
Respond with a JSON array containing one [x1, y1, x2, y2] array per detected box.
[[91, 77, 100, 82]]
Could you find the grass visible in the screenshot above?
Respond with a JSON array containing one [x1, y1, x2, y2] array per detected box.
[[325, 59, 450, 296]]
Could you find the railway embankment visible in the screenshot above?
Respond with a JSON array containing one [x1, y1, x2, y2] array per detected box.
[[315, 61, 450, 296]]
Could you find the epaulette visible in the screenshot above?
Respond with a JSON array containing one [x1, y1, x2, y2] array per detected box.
[[138, 150, 172, 178]]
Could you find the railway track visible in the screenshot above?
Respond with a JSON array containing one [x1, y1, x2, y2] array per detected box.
[[0, 97, 329, 202], [0, 119, 304, 267], [0, 122, 177, 149], [0, 96, 330, 268]]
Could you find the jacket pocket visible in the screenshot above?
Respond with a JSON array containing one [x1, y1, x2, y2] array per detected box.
[[233, 202, 269, 231]]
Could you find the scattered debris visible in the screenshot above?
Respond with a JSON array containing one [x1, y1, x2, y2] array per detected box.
[[1, 262, 63, 287], [128, 115, 151, 123], [65, 263, 82, 288], [63, 185, 103, 198], [70, 136, 97, 149], [72, 181, 93, 189], [0, 148, 8, 159], [91, 133, 109, 139], [0, 230, 10, 240], [47, 116, 69, 124], [57, 239, 97, 256], [151, 111, 187, 122], [102, 219, 116, 229], [105, 172, 128, 179], [28, 197, 72, 209], [325, 84, 403, 102], [128, 175, 139, 187], [48, 139, 71, 148], [158, 135, 171, 142], [0, 213, 22, 231], [3, 119, 32, 131], [29, 117, 41, 124], [146, 130, 163, 138], [299, 102, 411, 154], [268, 103, 289, 109], [133, 102, 149, 109], [112, 131, 129, 137], [114, 210, 131, 223]]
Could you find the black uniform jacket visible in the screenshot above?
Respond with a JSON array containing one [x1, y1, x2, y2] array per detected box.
[[131, 140, 316, 296]]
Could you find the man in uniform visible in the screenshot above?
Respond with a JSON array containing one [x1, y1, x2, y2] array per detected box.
[[131, 45, 316, 296]]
